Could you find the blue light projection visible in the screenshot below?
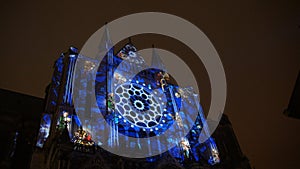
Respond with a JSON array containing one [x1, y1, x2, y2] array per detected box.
[[93, 43, 220, 164], [36, 40, 220, 166], [36, 113, 52, 148]]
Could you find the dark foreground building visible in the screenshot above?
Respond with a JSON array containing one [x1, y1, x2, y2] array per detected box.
[[284, 71, 300, 119], [0, 89, 43, 169]]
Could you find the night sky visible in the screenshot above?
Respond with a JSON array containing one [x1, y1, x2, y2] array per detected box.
[[1, 1, 300, 169]]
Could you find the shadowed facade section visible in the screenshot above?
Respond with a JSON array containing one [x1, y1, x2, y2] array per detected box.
[[284, 71, 300, 119]]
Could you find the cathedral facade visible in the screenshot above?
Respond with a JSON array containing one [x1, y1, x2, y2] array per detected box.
[[30, 28, 251, 169]]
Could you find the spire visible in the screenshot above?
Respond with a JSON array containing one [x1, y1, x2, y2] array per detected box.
[[151, 45, 166, 72], [98, 22, 114, 67], [99, 22, 113, 53]]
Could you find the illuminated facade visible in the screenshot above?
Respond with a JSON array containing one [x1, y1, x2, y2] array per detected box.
[[31, 28, 251, 169]]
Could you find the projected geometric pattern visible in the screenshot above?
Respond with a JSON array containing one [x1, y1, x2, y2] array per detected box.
[[115, 83, 163, 129]]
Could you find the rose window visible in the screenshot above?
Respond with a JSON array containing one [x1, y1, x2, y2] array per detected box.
[[114, 83, 163, 129]]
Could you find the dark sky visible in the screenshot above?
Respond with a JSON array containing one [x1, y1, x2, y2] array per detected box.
[[1, 1, 300, 169]]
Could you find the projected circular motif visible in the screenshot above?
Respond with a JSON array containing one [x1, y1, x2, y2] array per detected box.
[[114, 83, 163, 129]]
